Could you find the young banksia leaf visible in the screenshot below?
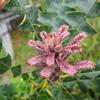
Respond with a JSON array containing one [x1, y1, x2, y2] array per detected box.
[[27, 40, 36, 47], [46, 52, 55, 66], [27, 55, 46, 66], [40, 66, 54, 78], [74, 60, 95, 70], [69, 32, 88, 46], [64, 44, 82, 53], [27, 24, 95, 81], [40, 31, 48, 42]]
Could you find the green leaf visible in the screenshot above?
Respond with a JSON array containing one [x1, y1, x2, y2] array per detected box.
[[78, 71, 100, 79], [17, 0, 31, 6], [0, 55, 11, 74], [64, 12, 96, 34], [24, 5, 38, 23], [0, 39, 2, 52], [38, 12, 96, 34], [44, 0, 74, 13], [6, 0, 38, 32], [6, 0, 32, 13], [22, 73, 29, 80], [63, 0, 95, 13], [6, 0, 99, 34], [38, 12, 66, 31], [40, 0, 46, 12], [88, 2, 100, 17], [11, 65, 21, 77], [77, 81, 88, 92], [93, 78, 100, 92], [31, 68, 41, 80], [78, 64, 100, 78], [5, 0, 23, 13], [31, 68, 43, 83], [63, 0, 100, 17], [6, 0, 38, 21], [64, 64, 100, 90], [33, 24, 52, 34], [19, 21, 33, 33], [38, 0, 98, 34]]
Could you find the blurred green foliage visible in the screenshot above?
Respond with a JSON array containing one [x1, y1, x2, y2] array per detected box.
[[0, 0, 100, 99]]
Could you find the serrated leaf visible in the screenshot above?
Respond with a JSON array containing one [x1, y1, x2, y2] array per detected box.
[[11, 65, 21, 77], [0, 55, 11, 74]]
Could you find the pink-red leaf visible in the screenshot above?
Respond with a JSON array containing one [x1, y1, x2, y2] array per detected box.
[[69, 32, 88, 45], [58, 61, 77, 76], [58, 31, 70, 43], [65, 44, 82, 53], [40, 31, 48, 42], [46, 52, 55, 66], [27, 40, 36, 47], [40, 66, 54, 78], [35, 41, 44, 51], [58, 24, 69, 34], [27, 55, 46, 66], [74, 60, 95, 70]]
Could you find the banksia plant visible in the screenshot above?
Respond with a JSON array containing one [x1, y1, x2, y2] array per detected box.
[[27, 24, 95, 81]]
